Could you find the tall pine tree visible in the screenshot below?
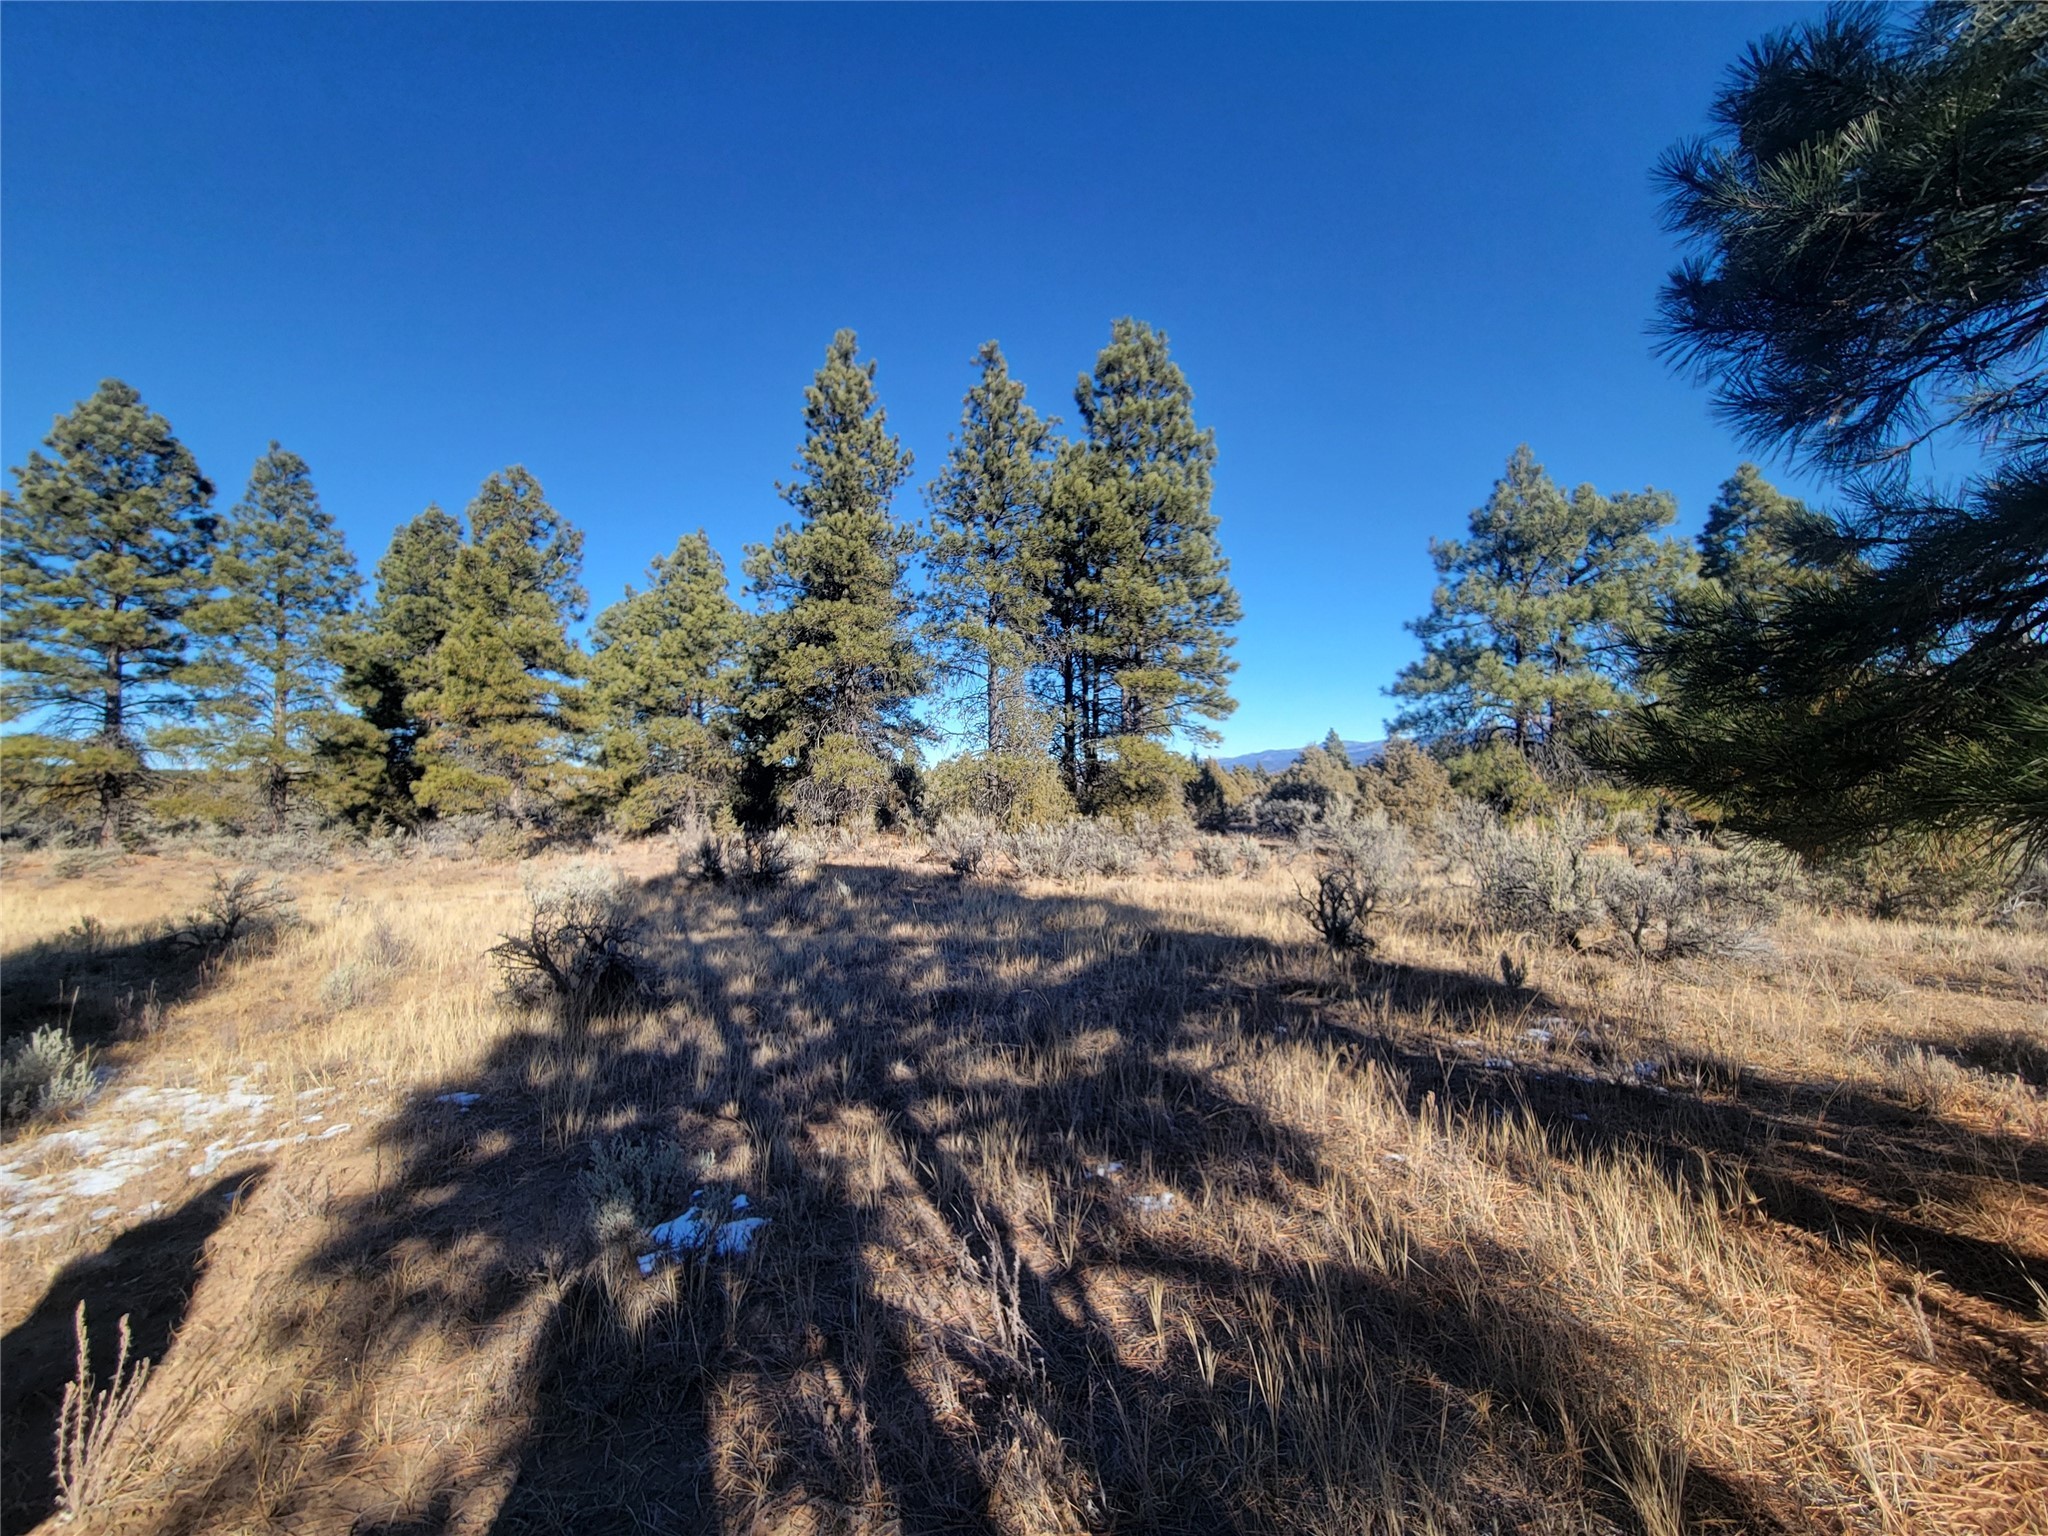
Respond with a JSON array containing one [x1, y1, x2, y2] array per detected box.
[[741, 330, 926, 827], [411, 468, 587, 823], [589, 531, 745, 833], [0, 380, 217, 844], [1615, 2, 2048, 853], [185, 444, 361, 830], [1042, 319, 1240, 804], [328, 506, 463, 824], [925, 341, 1058, 781], [1698, 463, 1833, 600], [1392, 446, 1695, 750]]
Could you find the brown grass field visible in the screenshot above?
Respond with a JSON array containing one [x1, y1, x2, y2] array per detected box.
[[2, 837, 2044, 1535]]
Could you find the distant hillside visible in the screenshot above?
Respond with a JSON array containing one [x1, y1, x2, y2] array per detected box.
[[1215, 740, 1383, 774]]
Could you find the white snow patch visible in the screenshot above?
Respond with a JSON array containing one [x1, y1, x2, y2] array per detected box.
[[435, 1092, 482, 1109], [1086, 1161, 1125, 1179], [637, 1192, 768, 1272], [1129, 1192, 1175, 1214]]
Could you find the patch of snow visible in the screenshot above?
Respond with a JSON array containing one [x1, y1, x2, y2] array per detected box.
[[1129, 1192, 1175, 1214], [1522, 1028, 1553, 1046], [639, 1191, 769, 1272], [1382, 1152, 1408, 1164], [1086, 1161, 1125, 1179], [1483, 1057, 1516, 1070], [1632, 1061, 1662, 1081], [435, 1092, 482, 1109], [317, 1123, 352, 1139]]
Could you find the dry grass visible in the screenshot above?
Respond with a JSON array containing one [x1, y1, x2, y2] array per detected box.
[[1, 836, 2044, 1535]]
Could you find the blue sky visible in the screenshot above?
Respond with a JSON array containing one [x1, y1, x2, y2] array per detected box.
[[2, 1, 1827, 755]]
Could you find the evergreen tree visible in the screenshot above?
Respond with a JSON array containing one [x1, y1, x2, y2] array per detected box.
[[1698, 464, 1833, 599], [1321, 729, 1352, 767], [925, 341, 1058, 764], [1042, 319, 1240, 803], [1616, 1, 2048, 853], [185, 443, 361, 830], [741, 330, 926, 827], [589, 531, 745, 833], [1391, 446, 1695, 750], [412, 468, 587, 822], [0, 380, 216, 844], [328, 506, 463, 823]]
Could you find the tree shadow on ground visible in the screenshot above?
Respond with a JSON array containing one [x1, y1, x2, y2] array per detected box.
[[0, 1168, 261, 1534], [115, 861, 2035, 1533], [0, 915, 284, 1057]]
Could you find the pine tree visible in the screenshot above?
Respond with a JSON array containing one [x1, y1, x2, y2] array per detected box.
[[0, 380, 217, 844], [1616, 2, 2048, 853], [741, 330, 926, 827], [925, 341, 1057, 761], [412, 468, 587, 823], [1321, 729, 1352, 768], [1043, 319, 1240, 805], [1698, 464, 1833, 599], [589, 531, 745, 833], [1391, 446, 1695, 751], [185, 443, 361, 830], [328, 506, 463, 823]]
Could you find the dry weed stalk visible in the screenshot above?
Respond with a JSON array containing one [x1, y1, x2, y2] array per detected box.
[[54, 1302, 152, 1521]]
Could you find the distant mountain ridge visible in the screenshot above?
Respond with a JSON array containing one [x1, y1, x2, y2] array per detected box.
[[1215, 740, 1384, 774]]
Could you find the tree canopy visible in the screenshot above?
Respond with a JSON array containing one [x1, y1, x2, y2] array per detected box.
[[0, 380, 217, 843], [1391, 446, 1693, 751], [1614, 0, 2048, 854]]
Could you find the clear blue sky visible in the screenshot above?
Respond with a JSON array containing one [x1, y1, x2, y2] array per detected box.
[[3, 1, 1827, 755]]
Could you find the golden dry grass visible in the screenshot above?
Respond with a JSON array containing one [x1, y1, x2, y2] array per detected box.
[[2, 836, 2044, 1535]]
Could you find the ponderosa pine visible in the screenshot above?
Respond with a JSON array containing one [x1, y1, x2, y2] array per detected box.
[[741, 330, 926, 827], [1391, 445, 1694, 753], [1043, 319, 1239, 805], [185, 443, 361, 830], [1616, 1, 2048, 853], [0, 380, 217, 844], [412, 468, 588, 823], [589, 531, 745, 833]]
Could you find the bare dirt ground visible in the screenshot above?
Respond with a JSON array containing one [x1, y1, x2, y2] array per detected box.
[[3, 840, 2044, 1535]]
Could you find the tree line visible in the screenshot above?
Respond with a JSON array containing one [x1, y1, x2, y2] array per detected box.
[[0, 321, 1241, 844], [5, 2, 2038, 868]]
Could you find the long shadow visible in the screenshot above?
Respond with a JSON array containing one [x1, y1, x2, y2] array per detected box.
[[0, 1169, 261, 1534], [0, 919, 267, 1057], [1308, 968, 2048, 1412], [120, 860, 2039, 1532]]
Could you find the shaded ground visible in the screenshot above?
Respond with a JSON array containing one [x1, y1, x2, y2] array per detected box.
[[5, 852, 2045, 1534]]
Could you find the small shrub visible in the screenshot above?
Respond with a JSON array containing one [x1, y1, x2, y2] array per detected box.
[[691, 832, 730, 885], [2, 1026, 96, 1121], [1006, 822, 1087, 880], [1128, 814, 1194, 861], [1564, 843, 1784, 962], [1250, 798, 1318, 839], [581, 1133, 693, 1230], [176, 869, 296, 949], [1192, 837, 1238, 879], [320, 924, 411, 1010], [490, 864, 646, 1023], [738, 830, 803, 888], [923, 752, 1074, 831], [1297, 815, 1413, 954], [1464, 813, 1602, 947], [932, 815, 1001, 876], [1234, 836, 1272, 877]]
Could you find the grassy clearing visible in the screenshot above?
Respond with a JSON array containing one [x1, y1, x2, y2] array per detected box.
[[1, 837, 2043, 1534]]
